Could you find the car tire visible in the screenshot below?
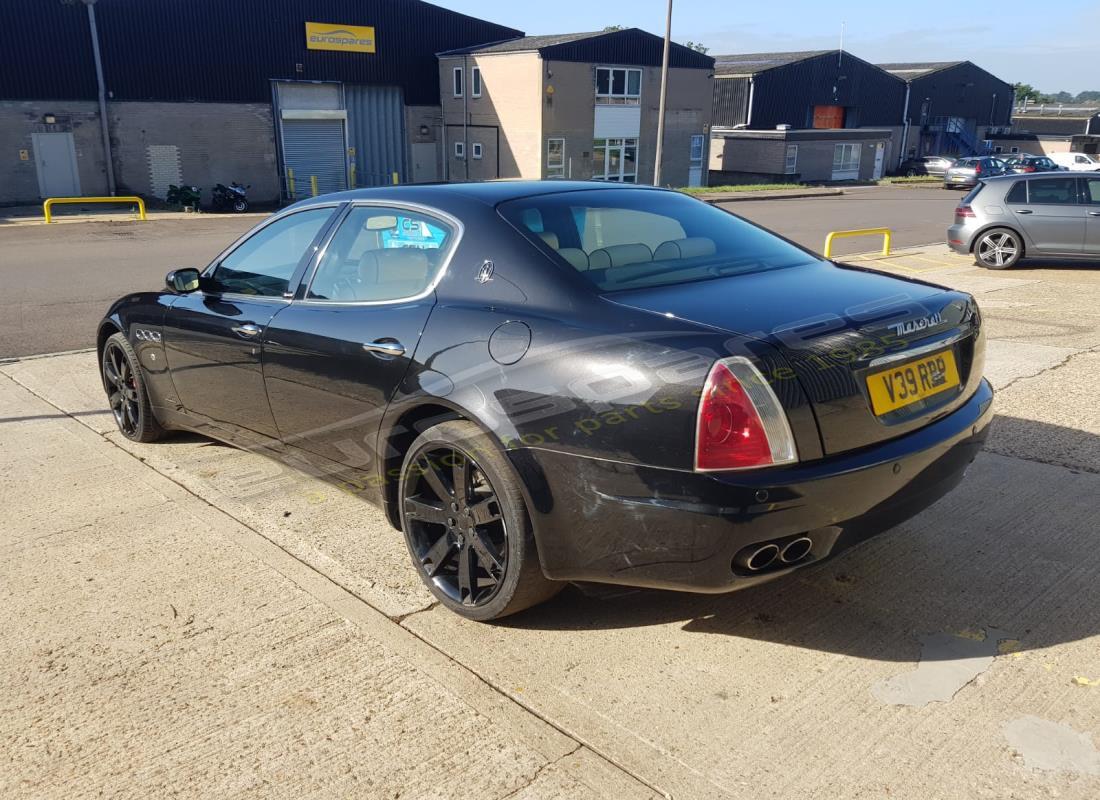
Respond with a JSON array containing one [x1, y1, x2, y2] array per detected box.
[[398, 420, 563, 621], [100, 332, 165, 442], [974, 228, 1023, 270], [906, 169, 917, 177]]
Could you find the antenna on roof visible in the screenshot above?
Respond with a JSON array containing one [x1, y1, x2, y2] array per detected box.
[[838, 22, 844, 67]]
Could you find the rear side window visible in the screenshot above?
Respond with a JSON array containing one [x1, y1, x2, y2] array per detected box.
[[307, 205, 455, 302], [499, 188, 820, 291], [1005, 181, 1028, 204], [1028, 178, 1078, 205]]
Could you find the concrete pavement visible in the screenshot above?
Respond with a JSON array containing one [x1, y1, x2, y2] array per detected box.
[[3, 243, 1100, 798]]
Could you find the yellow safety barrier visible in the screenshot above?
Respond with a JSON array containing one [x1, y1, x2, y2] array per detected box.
[[392, 171, 399, 185], [310, 175, 319, 197], [349, 164, 357, 188], [43, 196, 146, 224], [823, 227, 892, 259], [287, 168, 296, 199]]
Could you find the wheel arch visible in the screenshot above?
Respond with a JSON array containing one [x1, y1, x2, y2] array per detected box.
[[968, 222, 1027, 256], [96, 317, 124, 364]]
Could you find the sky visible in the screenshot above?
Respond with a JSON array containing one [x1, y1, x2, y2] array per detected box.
[[433, 0, 1094, 95]]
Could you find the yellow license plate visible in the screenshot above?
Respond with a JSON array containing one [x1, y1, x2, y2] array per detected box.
[[866, 349, 961, 415]]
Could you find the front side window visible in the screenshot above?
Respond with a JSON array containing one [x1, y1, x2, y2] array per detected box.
[[1085, 178, 1100, 204], [209, 207, 333, 296], [1027, 177, 1078, 205], [784, 144, 798, 174], [307, 206, 455, 302], [499, 188, 820, 292], [592, 137, 638, 182], [546, 137, 565, 178], [595, 67, 642, 105], [452, 66, 463, 97], [471, 66, 482, 98]]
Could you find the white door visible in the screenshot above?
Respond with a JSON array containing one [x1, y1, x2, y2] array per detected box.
[[688, 134, 705, 187], [411, 141, 438, 183], [32, 132, 81, 198], [872, 142, 885, 180]]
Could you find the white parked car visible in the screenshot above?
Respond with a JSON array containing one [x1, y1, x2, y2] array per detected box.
[[1050, 152, 1100, 171]]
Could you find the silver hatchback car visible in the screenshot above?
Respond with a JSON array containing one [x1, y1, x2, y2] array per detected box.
[[947, 173, 1100, 269]]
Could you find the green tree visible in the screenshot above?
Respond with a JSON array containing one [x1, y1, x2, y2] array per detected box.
[[1013, 83, 1040, 103], [602, 25, 625, 32], [682, 41, 709, 54]]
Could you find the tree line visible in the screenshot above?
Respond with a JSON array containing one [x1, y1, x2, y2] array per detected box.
[[1014, 83, 1099, 105]]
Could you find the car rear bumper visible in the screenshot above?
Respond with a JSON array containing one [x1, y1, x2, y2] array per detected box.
[[944, 176, 977, 187], [947, 223, 974, 254], [509, 378, 994, 593]]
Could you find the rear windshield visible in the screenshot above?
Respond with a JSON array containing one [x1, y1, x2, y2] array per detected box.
[[498, 188, 820, 292]]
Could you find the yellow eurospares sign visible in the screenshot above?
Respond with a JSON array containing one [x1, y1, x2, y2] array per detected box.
[[305, 22, 376, 53]]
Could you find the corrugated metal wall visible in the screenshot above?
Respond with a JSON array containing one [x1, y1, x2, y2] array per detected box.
[[906, 64, 1014, 126], [750, 53, 906, 129], [712, 77, 750, 128], [346, 85, 406, 186], [0, 0, 522, 104]]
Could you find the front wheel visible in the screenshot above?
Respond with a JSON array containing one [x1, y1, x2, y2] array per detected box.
[[100, 332, 165, 442], [232, 199, 249, 213], [974, 228, 1023, 270], [399, 420, 562, 621]]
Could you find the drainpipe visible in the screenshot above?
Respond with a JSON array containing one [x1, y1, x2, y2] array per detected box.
[[746, 76, 755, 127], [898, 82, 911, 168], [82, 0, 116, 196], [462, 55, 469, 181]]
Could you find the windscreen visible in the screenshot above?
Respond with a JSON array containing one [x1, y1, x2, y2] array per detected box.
[[498, 189, 820, 292]]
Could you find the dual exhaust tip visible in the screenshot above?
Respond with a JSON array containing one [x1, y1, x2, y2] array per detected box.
[[735, 536, 814, 572]]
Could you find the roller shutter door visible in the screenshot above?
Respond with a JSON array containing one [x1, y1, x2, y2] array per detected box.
[[281, 118, 347, 198], [346, 85, 407, 187]]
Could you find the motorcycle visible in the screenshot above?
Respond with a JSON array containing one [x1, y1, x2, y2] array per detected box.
[[211, 182, 250, 213]]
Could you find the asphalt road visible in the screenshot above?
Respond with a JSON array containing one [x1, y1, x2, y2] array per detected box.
[[727, 184, 959, 255], [0, 186, 960, 358]]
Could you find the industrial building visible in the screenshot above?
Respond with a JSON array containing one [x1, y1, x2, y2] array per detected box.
[[878, 61, 1014, 159], [990, 105, 1100, 157], [0, 0, 520, 206], [708, 50, 906, 182], [436, 29, 713, 186]]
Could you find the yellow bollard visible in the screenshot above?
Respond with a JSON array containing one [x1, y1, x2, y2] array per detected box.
[[392, 171, 399, 185], [349, 163, 357, 188], [310, 175, 319, 197], [287, 168, 296, 199]]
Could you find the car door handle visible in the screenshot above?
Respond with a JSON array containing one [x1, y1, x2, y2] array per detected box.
[[1089, 211, 1100, 217], [362, 339, 406, 358], [1016, 210, 1033, 214], [231, 323, 262, 337]]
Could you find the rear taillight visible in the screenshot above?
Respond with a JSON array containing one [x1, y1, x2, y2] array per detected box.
[[955, 205, 976, 219], [974, 163, 982, 174], [1022, 166, 1036, 173], [694, 357, 798, 471]]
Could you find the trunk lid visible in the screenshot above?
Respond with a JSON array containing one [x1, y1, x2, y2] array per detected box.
[[609, 261, 984, 456]]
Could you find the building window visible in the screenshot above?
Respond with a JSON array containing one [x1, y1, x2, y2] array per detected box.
[[1010, 146, 1020, 153], [454, 141, 465, 159], [784, 144, 798, 174], [592, 138, 637, 182], [546, 138, 565, 178], [832, 143, 861, 177], [595, 67, 641, 105], [690, 134, 704, 163], [471, 142, 483, 159], [471, 67, 482, 98], [452, 66, 463, 97]]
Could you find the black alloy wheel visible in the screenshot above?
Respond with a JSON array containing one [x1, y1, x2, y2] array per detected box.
[[101, 332, 164, 442], [404, 445, 507, 607], [399, 420, 561, 620]]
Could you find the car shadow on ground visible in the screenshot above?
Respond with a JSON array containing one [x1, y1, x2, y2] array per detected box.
[[502, 415, 1099, 662]]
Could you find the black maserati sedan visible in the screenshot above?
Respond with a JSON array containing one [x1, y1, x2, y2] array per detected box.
[[98, 181, 992, 620]]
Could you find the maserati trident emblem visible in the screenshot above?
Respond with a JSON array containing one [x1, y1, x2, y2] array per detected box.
[[890, 312, 942, 337], [476, 259, 495, 284]]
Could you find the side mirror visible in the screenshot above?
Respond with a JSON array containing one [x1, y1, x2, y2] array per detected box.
[[166, 268, 200, 293]]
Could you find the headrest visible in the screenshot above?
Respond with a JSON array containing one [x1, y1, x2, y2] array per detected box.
[[557, 248, 589, 271], [538, 231, 560, 249], [587, 243, 653, 269], [653, 237, 717, 261]]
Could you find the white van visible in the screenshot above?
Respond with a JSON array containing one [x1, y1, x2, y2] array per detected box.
[[1050, 152, 1100, 171]]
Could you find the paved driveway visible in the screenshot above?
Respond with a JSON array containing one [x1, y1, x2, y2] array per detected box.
[[3, 243, 1099, 798]]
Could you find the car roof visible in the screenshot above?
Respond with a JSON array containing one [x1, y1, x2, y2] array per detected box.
[[284, 180, 667, 212]]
